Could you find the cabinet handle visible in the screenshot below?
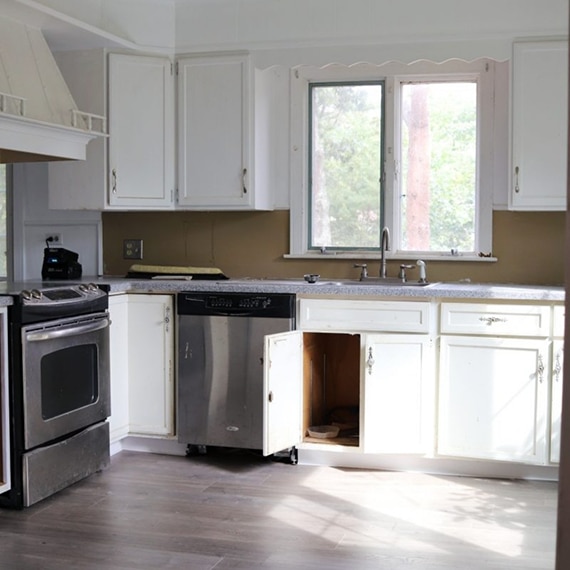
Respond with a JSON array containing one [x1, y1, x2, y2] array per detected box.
[[112, 168, 117, 194], [478, 316, 507, 325], [514, 166, 520, 193], [537, 354, 545, 383], [164, 306, 171, 332], [242, 168, 248, 195], [555, 350, 563, 382], [268, 391, 274, 403], [367, 347, 375, 375]]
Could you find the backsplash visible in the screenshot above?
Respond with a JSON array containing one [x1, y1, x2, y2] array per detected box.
[[102, 210, 564, 286]]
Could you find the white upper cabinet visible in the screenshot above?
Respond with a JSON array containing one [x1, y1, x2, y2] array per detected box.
[[510, 40, 568, 210], [49, 50, 175, 211], [177, 53, 272, 210], [108, 54, 175, 209]]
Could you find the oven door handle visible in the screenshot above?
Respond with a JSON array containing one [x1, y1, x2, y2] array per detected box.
[[25, 318, 110, 342]]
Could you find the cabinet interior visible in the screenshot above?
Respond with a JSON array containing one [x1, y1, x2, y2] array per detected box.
[[302, 332, 360, 447]]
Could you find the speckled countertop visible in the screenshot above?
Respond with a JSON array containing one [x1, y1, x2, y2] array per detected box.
[[0, 277, 562, 304], [94, 277, 564, 303]]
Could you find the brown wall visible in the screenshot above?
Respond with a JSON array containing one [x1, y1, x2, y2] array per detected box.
[[102, 209, 565, 286]]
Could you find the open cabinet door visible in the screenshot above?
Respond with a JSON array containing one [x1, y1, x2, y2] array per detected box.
[[263, 331, 303, 456]]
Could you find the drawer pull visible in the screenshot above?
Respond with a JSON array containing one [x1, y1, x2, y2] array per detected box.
[[479, 316, 507, 326]]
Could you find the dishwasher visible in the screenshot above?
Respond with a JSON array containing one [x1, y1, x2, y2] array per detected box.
[[177, 291, 296, 453]]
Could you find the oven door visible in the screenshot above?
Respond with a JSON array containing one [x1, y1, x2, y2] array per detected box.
[[21, 312, 110, 450]]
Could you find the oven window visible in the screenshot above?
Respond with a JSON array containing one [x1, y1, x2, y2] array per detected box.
[[41, 345, 99, 419]]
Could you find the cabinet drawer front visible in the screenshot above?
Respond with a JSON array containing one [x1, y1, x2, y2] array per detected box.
[[299, 299, 431, 333], [440, 303, 550, 336], [553, 305, 565, 338]]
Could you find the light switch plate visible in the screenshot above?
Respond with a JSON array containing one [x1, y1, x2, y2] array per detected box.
[[123, 239, 143, 260]]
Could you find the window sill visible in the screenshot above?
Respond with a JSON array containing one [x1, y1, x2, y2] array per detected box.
[[284, 253, 498, 263]]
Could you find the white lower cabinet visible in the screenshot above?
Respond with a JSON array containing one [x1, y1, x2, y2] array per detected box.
[[108, 294, 130, 443], [108, 294, 175, 442], [0, 308, 10, 494], [263, 299, 435, 458], [128, 295, 174, 436], [363, 334, 434, 454], [438, 335, 549, 463]]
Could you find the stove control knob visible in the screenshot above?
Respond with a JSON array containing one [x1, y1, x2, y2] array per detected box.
[[87, 283, 100, 293], [78, 284, 88, 293], [30, 289, 42, 300], [20, 290, 32, 301]]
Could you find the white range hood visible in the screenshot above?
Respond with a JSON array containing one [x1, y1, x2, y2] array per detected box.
[[0, 15, 105, 163]]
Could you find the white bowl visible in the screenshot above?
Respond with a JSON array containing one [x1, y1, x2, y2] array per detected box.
[[307, 425, 340, 439]]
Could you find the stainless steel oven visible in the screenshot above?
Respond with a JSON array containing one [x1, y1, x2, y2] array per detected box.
[[0, 283, 111, 508]]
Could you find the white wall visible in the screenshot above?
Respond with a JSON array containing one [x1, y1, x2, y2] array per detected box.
[[11, 163, 102, 280], [174, 0, 568, 64]]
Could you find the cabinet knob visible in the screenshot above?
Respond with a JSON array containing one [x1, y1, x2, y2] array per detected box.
[[268, 391, 274, 402], [537, 354, 545, 383], [555, 350, 563, 382], [367, 347, 375, 375]]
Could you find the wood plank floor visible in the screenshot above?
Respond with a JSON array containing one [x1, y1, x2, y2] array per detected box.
[[0, 449, 558, 569]]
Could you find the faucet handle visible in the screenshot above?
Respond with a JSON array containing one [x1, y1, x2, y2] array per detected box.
[[353, 263, 368, 280], [398, 264, 415, 282]]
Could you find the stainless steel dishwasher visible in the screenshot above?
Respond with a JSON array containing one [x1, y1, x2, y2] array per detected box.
[[177, 292, 295, 453]]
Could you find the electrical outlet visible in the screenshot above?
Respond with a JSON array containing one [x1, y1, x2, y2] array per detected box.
[[45, 233, 63, 246], [123, 239, 143, 260]]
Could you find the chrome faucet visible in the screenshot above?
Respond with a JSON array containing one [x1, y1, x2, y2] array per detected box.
[[380, 227, 390, 278]]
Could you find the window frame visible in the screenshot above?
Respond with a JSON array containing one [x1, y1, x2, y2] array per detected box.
[[289, 59, 498, 261], [307, 79, 386, 252]]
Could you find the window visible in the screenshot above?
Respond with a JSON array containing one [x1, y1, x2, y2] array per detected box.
[[290, 60, 500, 260], [398, 80, 477, 253], [310, 82, 384, 250]]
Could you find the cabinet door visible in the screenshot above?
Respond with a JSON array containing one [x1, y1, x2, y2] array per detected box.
[[438, 335, 549, 463], [0, 308, 10, 494], [510, 40, 568, 210], [177, 54, 256, 209], [108, 295, 130, 443], [263, 331, 303, 456], [551, 339, 564, 464], [128, 295, 174, 436], [108, 54, 174, 209], [364, 334, 434, 454]]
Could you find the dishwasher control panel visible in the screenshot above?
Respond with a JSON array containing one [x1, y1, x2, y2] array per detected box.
[[178, 292, 295, 318]]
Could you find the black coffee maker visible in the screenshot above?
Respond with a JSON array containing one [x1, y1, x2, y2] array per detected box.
[[41, 244, 82, 280]]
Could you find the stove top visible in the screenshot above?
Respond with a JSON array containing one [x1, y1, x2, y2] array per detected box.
[[5, 282, 109, 324]]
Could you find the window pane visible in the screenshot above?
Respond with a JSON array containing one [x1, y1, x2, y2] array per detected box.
[[310, 83, 383, 249], [400, 82, 477, 253]]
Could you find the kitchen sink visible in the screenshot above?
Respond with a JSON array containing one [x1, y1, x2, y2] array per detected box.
[[228, 278, 437, 288], [335, 278, 437, 287]]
